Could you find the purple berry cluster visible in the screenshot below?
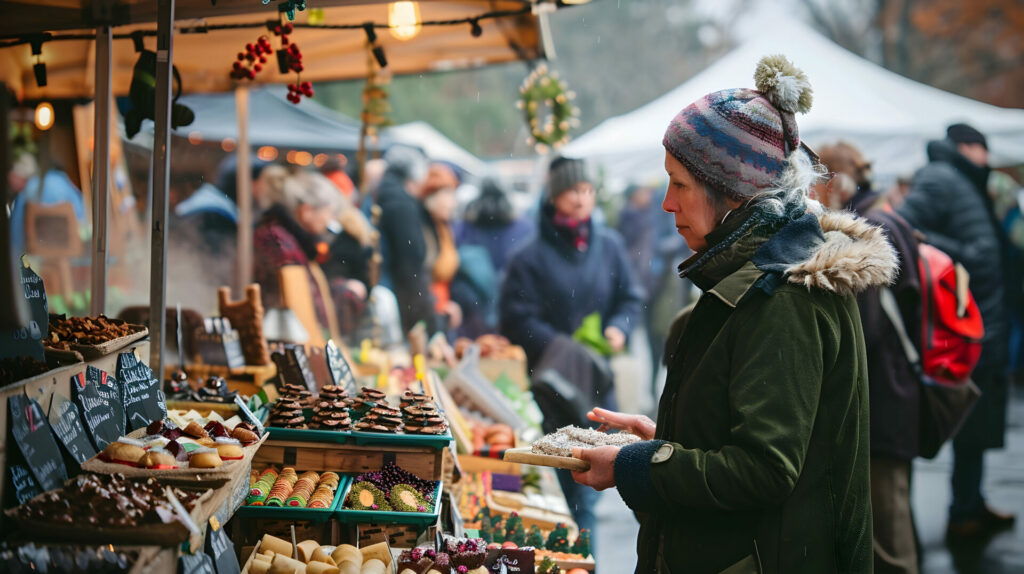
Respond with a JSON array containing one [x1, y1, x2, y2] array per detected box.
[[354, 461, 437, 499]]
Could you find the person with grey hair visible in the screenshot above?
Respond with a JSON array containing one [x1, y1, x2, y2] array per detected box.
[[375, 145, 442, 334], [253, 170, 366, 338], [570, 56, 893, 573]]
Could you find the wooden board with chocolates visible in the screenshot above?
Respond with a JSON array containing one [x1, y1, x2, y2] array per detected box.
[[4, 472, 215, 546], [45, 315, 149, 360], [80, 418, 268, 487]]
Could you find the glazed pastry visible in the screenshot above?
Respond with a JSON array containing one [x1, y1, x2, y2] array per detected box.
[[100, 439, 146, 466], [214, 437, 244, 460], [231, 425, 259, 444], [183, 420, 210, 439], [188, 448, 223, 469], [138, 448, 178, 469]]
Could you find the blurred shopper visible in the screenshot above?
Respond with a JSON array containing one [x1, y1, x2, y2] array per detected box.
[[456, 178, 535, 275], [253, 171, 366, 338], [8, 155, 87, 257], [898, 124, 1015, 541], [322, 193, 375, 337], [376, 146, 440, 334], [453, 178, 534, 338], [419, 163, 463, 333], [989, 171, 1024, 382], [320, 157, 357, 202], [500, 155, 643, 536], [817, 142, 922, 574], [571, 56, 887, 573]]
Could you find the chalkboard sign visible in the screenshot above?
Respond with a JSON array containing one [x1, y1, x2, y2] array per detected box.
[[205, 516, 240, 574], [234, 395, 264, 437], [9, 462, 43, 504], [0, 260, 48, 362], [72, 371, 121, 450], [271, 345, 316, 392], [222, 330, 245, 370], [9, 394, 68, 491], [307, 345, 330, 389], [326, 340, 356, 392], [178, 552, 215, 574], [88, 366, 125, 438], [48, 392, 98, 465], [117, 350, 166, 430]]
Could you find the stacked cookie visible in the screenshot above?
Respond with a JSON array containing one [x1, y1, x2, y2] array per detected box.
[[345, 387, 388, 416], [269, 383, 313, 429], [355, 403, 405, 433], [401, 391, 449, 435], [311, 385, 352, 431]]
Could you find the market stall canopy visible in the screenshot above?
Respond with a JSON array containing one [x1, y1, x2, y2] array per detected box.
[[565, 17, 1024, 184], [0, 0, 545, 100], [133, 87, 488, 175], [133, 86, 379, 152]]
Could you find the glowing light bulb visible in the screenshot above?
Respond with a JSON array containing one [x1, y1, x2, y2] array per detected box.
[[34, 102, 54, 130], [388, 2, 421, 41]]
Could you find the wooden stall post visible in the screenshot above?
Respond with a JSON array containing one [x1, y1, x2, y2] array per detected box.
[[235, 85, 252, 296], [149, 0, 175, 376], [90, 24, 112, 316]]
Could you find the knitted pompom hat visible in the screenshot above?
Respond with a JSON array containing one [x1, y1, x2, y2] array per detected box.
[[663, 54, 813, 201]]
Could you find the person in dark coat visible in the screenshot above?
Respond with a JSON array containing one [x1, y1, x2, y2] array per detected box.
[[571, 56, 887, 574], [454, 178, 534, 337], [897, 123, 1015, 540], [499, 155, 644, 539], [816, 141, 923, 574], [375, 146, 440, 335]]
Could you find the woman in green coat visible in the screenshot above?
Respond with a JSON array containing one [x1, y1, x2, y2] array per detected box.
[[571, 56, 897, 573]]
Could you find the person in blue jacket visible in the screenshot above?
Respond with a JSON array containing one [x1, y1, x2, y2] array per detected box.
[[9, 155, 87, 257]]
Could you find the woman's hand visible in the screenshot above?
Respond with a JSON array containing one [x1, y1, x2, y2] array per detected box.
[[345, 279, 368, 300], [587, 407, 656, 440], [604, 326, 626, 353], [571, 446, 620, 491]]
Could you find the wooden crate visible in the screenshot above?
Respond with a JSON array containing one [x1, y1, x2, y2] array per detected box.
[[254, 440, 445, 482], [356, 522, 421, 549]]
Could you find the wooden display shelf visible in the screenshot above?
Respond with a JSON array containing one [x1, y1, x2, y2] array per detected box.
[[254, 439, 444, 482], [0, 340, 150, 507]]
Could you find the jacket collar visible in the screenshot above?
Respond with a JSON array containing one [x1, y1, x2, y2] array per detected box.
[[684, 206, 898, 308], [539, 202, 594, 257]]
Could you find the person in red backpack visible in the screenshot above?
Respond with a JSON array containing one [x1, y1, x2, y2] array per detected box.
[[898, 124, 1014, 541], [814, 142, 923, 573]]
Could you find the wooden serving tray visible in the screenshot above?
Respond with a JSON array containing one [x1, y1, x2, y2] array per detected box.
[[81, 428, 268, 487], [4, 485, 214, 546], [502, 447, 590, 471], [46, 319, 149, 360]]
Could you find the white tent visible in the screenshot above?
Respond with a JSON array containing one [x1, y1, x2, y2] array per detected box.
[[385, 121, 491, 179], [566, 18, 1024, 186]]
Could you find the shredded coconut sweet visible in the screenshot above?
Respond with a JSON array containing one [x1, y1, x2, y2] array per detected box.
[[531, 425, 642, 457]]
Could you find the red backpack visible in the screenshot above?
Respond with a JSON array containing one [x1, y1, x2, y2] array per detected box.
[[917, 243, 984, 383]]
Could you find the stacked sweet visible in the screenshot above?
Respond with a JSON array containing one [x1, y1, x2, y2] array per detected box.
[[245, 467, 340, 509], [400, 391, 448, 436], [269, 384, 313, 429], [311, 385, 352, 431]]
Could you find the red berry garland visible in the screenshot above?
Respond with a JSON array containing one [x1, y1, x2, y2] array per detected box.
[[229, 22, 313, 104]]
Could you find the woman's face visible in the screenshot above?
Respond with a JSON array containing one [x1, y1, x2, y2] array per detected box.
[[552, 182, 596, 221], [296, 203, 333, 236], [425, 188, 457, 222], [662, 151, 735, 251]]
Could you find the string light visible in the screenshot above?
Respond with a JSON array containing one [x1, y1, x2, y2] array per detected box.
[[388, 2, 422, 41], [34, 102, 54, 130]]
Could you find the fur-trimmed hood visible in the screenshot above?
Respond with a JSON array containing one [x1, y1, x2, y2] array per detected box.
[[683, 204, 898, 307], [786, 210, 898, 296]]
